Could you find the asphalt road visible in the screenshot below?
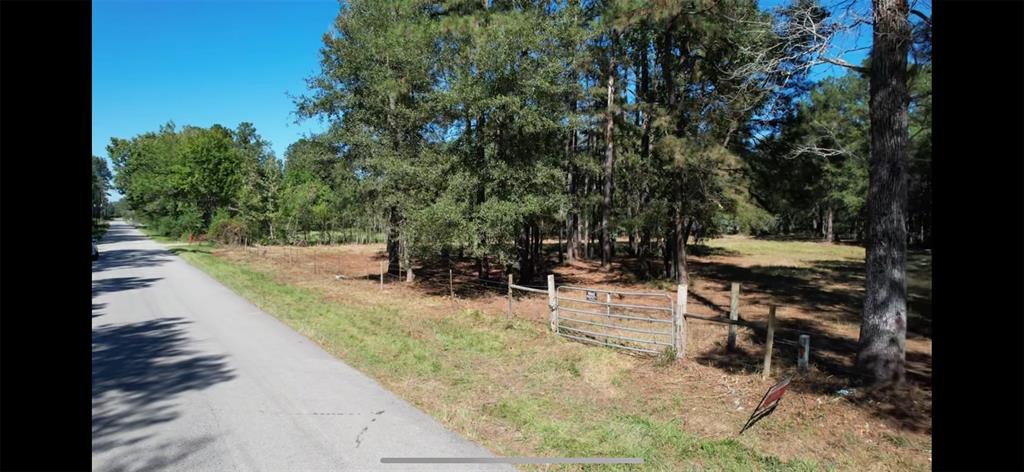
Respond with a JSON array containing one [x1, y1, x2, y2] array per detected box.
[[92, 220, 510, 471]]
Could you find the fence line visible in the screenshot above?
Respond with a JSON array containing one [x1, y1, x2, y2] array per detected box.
[[257, 247, 824, 371]]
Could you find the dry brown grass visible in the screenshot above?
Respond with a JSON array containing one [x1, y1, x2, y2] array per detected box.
[[208, 238, 931, 470]]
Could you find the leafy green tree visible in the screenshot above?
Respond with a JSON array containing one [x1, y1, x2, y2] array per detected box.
[[297, 0, 439, 277], [109, 121, 277, 240], [751, 74, 870, 241], [92, 156, 113, 218], [233, 122, 279, 243]]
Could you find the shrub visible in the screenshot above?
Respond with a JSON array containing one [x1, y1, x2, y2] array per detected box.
[[207, 209, 249, 245]]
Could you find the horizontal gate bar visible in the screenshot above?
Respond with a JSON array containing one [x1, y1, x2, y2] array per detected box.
[[558, 285, 673, 298], [558, 325, 675, 347], [557, 333, 662, 354], [510, 284, 549, 294], [558, 316, 674, 336], [557, 306, 673, 324], [555, 297, 673, 312]]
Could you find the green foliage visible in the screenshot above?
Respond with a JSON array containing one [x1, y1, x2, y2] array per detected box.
[[750, 64, 929, 244], [92, 156, 113, 218], [112, 0, 930, 277], [749, 74, 867, 237], [109, 121, 281, 241], [207, 209, 250, 245]]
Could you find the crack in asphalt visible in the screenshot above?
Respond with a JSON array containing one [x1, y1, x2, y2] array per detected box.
[[354, 410, 385, 448]]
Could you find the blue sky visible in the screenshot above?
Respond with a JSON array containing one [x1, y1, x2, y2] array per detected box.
[[93, 0, 339, 200], [93, 0, 881, 201]]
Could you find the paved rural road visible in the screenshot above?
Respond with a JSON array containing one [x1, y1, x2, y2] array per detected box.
[[92, 220, 511, 471]]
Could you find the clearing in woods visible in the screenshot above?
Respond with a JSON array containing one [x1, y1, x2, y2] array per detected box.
[[171, 234, 932, 470]]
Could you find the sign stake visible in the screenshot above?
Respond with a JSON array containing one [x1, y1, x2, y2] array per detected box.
[[728, 283, 740, 351], [507, 274, 514, 320], [762, 305, 776, 379]]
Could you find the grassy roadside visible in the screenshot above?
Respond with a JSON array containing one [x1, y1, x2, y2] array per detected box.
[[163, 242, 822, 471]]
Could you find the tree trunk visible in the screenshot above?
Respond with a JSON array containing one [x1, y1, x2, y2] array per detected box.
[[856, 0, 911, 387], [402, 237, 414, 282], [682, 217, 694, 248], [825, 204, 834, 243], [601, 37, 617, 271], [672, 210, 688, 285], [581, 176, 590, 260], [664, 227, 674, 280], [518, 223, 532, 282], [387, 208, 400, 275], [566, 157, 578, 263], [533, 222, 542, 275], [638, 228, 651, 278], [558, 227, 564, 264], [567, 206, 578, 262]]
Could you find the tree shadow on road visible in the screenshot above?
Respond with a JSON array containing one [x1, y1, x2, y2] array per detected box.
[[99, 232, 152, 244], [93, 249, 173, 272], [97, 435, 219, 472], [92, 277, 162, 297], [92, 317, 235, 459]]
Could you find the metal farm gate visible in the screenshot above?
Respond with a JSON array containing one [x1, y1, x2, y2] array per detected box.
[[553, 285, 679, 356]]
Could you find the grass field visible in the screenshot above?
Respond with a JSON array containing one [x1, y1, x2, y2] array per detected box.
[[152, 232, 931, 471]]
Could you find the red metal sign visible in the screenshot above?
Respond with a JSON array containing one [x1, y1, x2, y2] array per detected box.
[[739, 377, 791, 434]]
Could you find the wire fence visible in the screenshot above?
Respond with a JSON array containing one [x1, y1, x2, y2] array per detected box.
[[237, 244, 915, 382]]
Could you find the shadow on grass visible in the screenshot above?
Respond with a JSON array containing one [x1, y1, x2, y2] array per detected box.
[[685, 254, 931, 340], [692, 340, 931, 433], [168, 246, 214, 256], [93, 317, 235, 458], [688, 244, 743, 258]]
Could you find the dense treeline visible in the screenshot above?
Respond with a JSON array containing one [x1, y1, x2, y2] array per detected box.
[[107, 0, 929, 385], [92, 156, 114, 220], [293, 0, 806, 283], [110, 0, 930, 281]]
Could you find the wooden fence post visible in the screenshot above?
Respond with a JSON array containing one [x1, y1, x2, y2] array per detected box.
[[379, 261, 384, 290], [798, 334, 810, 371], [762, 305, 777, 379], [547, 274, 557, 332], [674, 284, 688, 359], [449, 269, 454, 299], [728, 283, 740, 351], [507, 274, 513, 320], [606, 293, 612, 316]]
